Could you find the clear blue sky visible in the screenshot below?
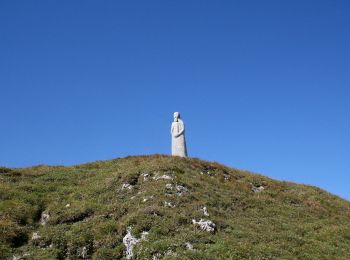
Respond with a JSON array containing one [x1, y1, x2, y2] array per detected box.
[[1, 1, 349, 200]]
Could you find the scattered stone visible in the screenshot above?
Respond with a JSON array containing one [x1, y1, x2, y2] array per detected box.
[[152, 249, 177, 259], [143, 196, 153, 202], [31, 232, 41, 240], [153, 174, 173, 181], [251, 184, 265, 193], [176, 185, 188, 196], [123, 227, 138, 260], [65, 203, 70, 208], [39, 212, 50, 225], [31, 232, 48, 248], [223, 173, 230, 180], [201, 206, 209, 216], [77, 246, 88, 259], [200, 170, 215, 176], [164, 201, 175, 208], [192, 219, 216, 232], [164, 250, 177, 257], [141, 231, 149, 240], [185, 242, 194, 250], [122, 183, 133, 190], [253, 186, 264, 193], [141, 173, 150, 181], [165, 183, 173, 189], [12, 254, 30, 260], [123, 227, 149, 259], [152, 253, 162, 260]]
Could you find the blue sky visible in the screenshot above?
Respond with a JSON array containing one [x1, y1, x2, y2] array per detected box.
[[1, 1, 349, 200]]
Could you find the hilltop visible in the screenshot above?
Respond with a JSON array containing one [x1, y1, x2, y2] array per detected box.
[[1, 155, 350, 259]]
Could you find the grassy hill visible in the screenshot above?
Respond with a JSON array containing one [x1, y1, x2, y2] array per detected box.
[[1, 155, 350, 259]]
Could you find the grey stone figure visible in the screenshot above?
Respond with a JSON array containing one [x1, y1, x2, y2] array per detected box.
[[171, 112, 187, 157]]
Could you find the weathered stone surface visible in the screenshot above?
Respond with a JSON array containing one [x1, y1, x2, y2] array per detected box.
[[39, 213, 49, 225], [201, 206, 209, 216], [123, 227, 139, 259], [153, 174, 173, 181], [176, 185, 188, 196], [142, 195, 153, 202], [192, 219, 216, 232], [251, 183, 265, 193], [122, 183, 133, 190], [185, 242, 194, 250], [31, 232, 41, 240], [77, 246, 88, 259], [152, 250, 177, 259], [171, 112, 187, 157], [123, 227, 148, 259], [141, 173, 149, 181], [164, 201, 175, 208]]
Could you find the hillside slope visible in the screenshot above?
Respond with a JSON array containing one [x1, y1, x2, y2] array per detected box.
[[1, 155, 350, 259]]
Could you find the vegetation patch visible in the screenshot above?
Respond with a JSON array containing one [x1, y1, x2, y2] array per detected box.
[[1, 155, 350, 259]]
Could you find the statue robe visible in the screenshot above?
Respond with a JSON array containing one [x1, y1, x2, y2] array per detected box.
[[171, 119, 187, 157]]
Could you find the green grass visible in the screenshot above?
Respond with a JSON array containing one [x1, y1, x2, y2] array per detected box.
[[1, 155, 350, 259]]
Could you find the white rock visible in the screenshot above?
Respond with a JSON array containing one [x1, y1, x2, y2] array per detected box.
[[176, 185, 188, 196], [141, 173, 149, 181], [122, 183, 133, 190], [142, 196, 153, 203], [164, 201, 175, 208], [65, 203, 70, 208], [13, 253, 30, 260], [152, 253, 162, 260], [152, 250, 177, 259], [78, 246, 88, 259], [123, 228, 139, 259], [141, 231, 149, 240], [192, 219, 216, 232], [123, 227, 148, 259], [252, 185, 265, 193], [201, 206, 209, 216], [32, 232, 41, 240], [185, 242, 194, 250], [165, 250, 177, 257], [165, 183, 173, 189], [153, 174, 173, 181], [200, 170, 214, 176], [39, 212, 50, 225], [171, 112, 188, 157]]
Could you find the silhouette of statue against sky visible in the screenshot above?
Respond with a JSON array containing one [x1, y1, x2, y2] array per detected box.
[[171, 112, 187, 157]]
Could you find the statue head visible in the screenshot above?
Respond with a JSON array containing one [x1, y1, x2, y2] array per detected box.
[[173, 112, 180, 122]]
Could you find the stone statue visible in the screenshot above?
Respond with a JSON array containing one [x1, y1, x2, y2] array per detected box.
[[171, 112, 187, 157]]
